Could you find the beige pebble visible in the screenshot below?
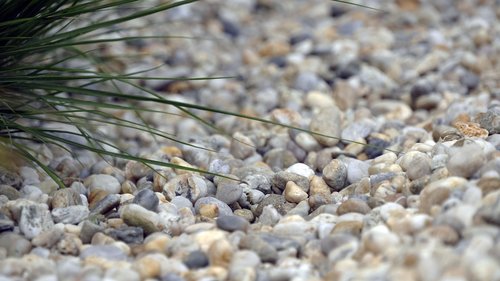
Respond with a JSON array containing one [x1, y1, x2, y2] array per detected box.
[[284, 181, 309, 203]]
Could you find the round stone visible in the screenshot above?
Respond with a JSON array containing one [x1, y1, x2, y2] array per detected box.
[[337, 198, 371, 215], [309, 106, 343, 147], [398, 151, 432, 180], [133, 189, 159, 211], [120, 204, 160, 235], [84, 174, 121, 194], [183, 250, 209, 269], [323, 159, 347, 191], [284, 181, 308, 203], [216, 215, 250, 232]]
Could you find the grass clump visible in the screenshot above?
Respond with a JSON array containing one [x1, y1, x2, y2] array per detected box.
[[0, 0, 377, 187]]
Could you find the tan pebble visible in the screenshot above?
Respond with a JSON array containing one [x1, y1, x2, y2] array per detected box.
[[305, 91, 336, 109], [331, 221, 363, 236], [143, 233, 170, 253], [258, 40, 290, 57], [422, 225, 460, 245], [84, 256, 130, 270], [452, 121, 489, 138], [185, 266, 228, 281], [111, 241, 130, 256], [107, 218, 125, 229], [121, 180, 137, 194], [170, 157, 197, 175], [419, 177, 468, 213], [344, 139, 367, 156], [161, 146, 183, 159], [208, 238, 234, 267], [199, 204, 219, 219], [133, 254, 162, 279], [91, 232, 116, 245], [193, 230, 226, 252], [309, 176, 331, 197], [284, 181, 308, 203], [242, 48, 260, 65], [477, 177, 500, 195], [337, 199, 371, 215], [64, 224, 81, 235], [270, 108, 303, 126], [368, 163, 402, 175], [153, 170, 174, 192], [234, 209, 254, 222]]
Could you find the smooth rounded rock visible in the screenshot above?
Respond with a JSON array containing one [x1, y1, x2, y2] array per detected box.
[[398, 151, 432, 180], [323, 159, 347, 191], [216, 215, 250, 232], [309, 106, 343, 147], [120, 204, 160, 235], [133, 189, 159, 211], [84, 174, 121, 194], [284, 181, 308, 203]]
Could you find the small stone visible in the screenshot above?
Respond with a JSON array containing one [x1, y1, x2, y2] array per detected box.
[[0, 232, 32, 257], [294, 71, 324, 92], [84, 174, 121, 194], [215, 178, 243, 205], [475, 107, 500, 135], [194, 197, 233, 217], [80, 220, 104, 244], [337, 198, 371, 215], [56, 233, 82, 255], [255, 194, 293, 217], [0, 185, 21, 200], [163, 174, 207, 203], [208, 238, 234, 267], [120, 204, 160, 235], [264, 148, 298, 170], [419, 177, 467, 213], [106, 226, 144, 244], [271, 171, 309, 193], [309, 176, 331, 197], [286, 163, 315, 180], [346, 159, 370, 184], [51, 205, 89, 224], [90, 194, 120, 216], [80, 244, 128, 260], [133, 254, 163, 279], [32, 225, 64, 248], [284, 181, 308, 203], [183, 250, 209, 269], [397, 151, 432, 180], [309, 106, 343, 147], [453, 121, 489, 138], [341, 119, 376, 142], [447, 142, 487, 178], [133, 189, 159, 211], [230, 132, 256, 160], [331, 221, 363, 236], [475, 199, 500, 226], [294, 133, 322, 152], [258, 205, 281, 226], [362, 224, 399, 254], [323, 159, 347, 191], [51, 188, 83, 209], [216, 215, 250, 232], [477, 177, 500, 196], [239, 234, 278, 263], [19, 204, 55, 239]]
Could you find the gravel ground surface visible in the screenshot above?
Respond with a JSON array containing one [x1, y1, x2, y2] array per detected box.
[[1, 0, 500, 280]]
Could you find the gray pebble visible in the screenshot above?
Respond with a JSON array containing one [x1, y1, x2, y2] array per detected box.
[[51, 205, 89, 224], [80, 220, 104, 244], [271, 171, 309, 193], [120, 203, 160, 235], [309, 106, 343, 147], [294, 71, 323, 92], [183, 250, 209, 269], [398, 151, 432, 180], [230, 132, 256, 159], [164, 174, 208, 203], [239, 234, 278, 263], [323, 159, 347, 191], [0, 232, 32, 257], [263, 148, 298, 170], [105, 226, 144, 244], [90, 194, 121, 216], [19, 204, 54, 239], [171, 196, 194, 213], [346, 159, 370, 184], [194, 197, 233, 217], [80, 245, 128, 261], [475, 107, 500, 135], [255, 194, 293, 217], [217, 215, 250, 232], [133, 189, 159, 211], [341, 119, 376, 142], [447, 141, 486, 178], [0, 185, 21, 200], [84, 174, 121, 194], [215, 179, 243, 205]]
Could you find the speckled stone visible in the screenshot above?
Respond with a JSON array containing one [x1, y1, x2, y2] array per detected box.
[[309, 106, 343, 147], [323, 159, 347, 191], [133, 189, 159, 211], [120, 203, 160, 235], [337, 198, 371, 215]]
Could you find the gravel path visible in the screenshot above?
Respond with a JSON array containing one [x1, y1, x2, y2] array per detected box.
[[1, 0, 500, 280]]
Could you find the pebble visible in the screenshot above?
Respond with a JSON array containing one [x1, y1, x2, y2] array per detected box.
[[397, 151, 432, 180], [84, 174, 121, 194], [337, 198, 371, 215], [447, 141, 487, 178], [132, 189, 159, 211], [215, 178, 243, 205], [216, 215, 250, 232], [322, 159, 347, 191], [194, 197, 233, 217], [183, 250, 209, 269], [51, 188, 83, 209], [284, 181, 308, 203], [271, 171, 309, 192], [230, 132, 256, 160], [19, 204, 55, 239], [0, 233, 32, 257], [51, 205, 89, 224], [309, 106, 343, 147], [120, 204, 160, 235]]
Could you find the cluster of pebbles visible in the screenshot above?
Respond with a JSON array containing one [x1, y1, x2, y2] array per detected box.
[[1, 0, 500, 280]]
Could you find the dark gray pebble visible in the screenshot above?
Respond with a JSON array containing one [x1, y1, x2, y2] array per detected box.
[[216, 215, 250, 232]]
